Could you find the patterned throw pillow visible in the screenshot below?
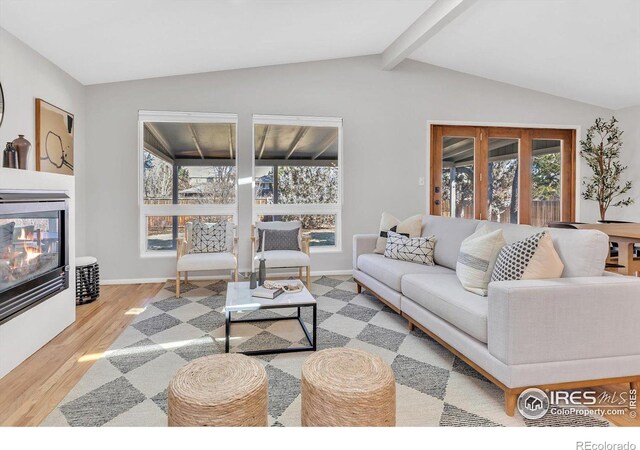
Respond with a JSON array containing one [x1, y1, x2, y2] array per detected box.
[[384, 231, 435, 265], [456, 226, 506, 296], [374, 212, 423, 254], [190, 221, 229, 253], [257, 228, 300, 252], [491, 231, 564, 281]]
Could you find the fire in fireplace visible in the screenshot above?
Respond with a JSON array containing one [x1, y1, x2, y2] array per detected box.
[[0, 192, 69, 324]]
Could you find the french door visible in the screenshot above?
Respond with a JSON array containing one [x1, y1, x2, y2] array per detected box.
[[430, 125, 575, 226]]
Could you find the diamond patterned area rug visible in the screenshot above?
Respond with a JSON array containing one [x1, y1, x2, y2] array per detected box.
[[43, 276, 609, 427]]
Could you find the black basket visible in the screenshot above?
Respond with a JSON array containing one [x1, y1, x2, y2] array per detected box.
[[76, 262, 100, 305]]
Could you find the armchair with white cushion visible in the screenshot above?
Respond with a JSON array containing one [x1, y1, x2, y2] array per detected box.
[[251, 220, 311, 285], [176, 221, 238, 297]]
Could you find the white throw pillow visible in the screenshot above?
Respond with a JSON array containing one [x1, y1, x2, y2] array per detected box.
[[384, 231, 435, 265], [374, 212, 423, 254], [491, 231, 564, 282], [456, 226, 506, 296]]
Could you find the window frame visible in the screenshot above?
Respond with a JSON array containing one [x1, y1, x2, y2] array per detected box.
[[429, 123, 577, 224], [138, 110, 239, 258], [251, 114, 344, 253]]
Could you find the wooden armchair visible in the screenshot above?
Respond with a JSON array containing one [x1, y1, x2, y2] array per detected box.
[[176, 221, 238, 297], [251, 221, 311, 285]]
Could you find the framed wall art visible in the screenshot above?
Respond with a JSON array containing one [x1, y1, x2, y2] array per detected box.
[[36, 98, 74, 175]]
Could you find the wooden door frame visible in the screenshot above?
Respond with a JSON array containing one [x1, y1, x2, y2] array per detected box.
[[428, 122, 578, 225]]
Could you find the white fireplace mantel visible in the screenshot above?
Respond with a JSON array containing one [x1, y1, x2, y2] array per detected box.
[[0, 168, 76, 378]]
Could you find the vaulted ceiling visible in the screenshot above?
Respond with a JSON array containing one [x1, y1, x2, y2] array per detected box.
[[1, 0, 638, 109]]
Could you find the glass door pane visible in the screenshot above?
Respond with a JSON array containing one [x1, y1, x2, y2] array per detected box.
[[531, 139, 561, 227], [487, 138, 519, 223], [442, 136, 475, 218]]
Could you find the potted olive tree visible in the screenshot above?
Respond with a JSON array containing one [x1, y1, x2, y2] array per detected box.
[[580, 116, 633, 221]]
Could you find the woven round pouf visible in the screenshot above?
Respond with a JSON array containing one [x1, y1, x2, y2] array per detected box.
[[168, 354, 268, 427], [301, 348, 396, 427]]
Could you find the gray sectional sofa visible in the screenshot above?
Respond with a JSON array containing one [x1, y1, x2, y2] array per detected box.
[[353, 215, 640, 416]]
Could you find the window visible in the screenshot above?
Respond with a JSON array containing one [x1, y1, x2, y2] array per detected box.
[[431, 125, 575, 225], [139, 111, 237, 255], [253, 116, 342, 250], [531, 139, 562, 227]]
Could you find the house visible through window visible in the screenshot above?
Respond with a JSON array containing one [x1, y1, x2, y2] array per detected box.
[[253, 116, 342, 250], [140, 112, 237, 254]]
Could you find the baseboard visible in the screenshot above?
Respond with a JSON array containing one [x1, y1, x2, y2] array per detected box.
[[100, 275, 229, 285], [100, 269, 353, 286]]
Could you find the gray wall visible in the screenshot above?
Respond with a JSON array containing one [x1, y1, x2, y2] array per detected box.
[[83, 55, 614, 281], [614, 106, 640, 222], [0, 27, 86, 252]]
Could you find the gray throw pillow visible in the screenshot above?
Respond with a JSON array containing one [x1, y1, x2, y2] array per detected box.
[[257, 228, 300, 252]]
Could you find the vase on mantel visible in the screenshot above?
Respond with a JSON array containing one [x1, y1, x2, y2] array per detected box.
[[3, 142, 18, 168], [12, 135, 31, 170]]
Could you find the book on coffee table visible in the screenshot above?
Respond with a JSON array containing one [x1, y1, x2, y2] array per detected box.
[[251, 286, 284, 299]]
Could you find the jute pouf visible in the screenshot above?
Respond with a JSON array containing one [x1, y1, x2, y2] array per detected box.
[[168, 354, 268, 427], [301, 348, 396, 426]]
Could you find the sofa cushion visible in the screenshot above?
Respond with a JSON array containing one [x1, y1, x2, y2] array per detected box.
[[256, 250, 310, 268], [478, 220, 608, 277], [178, 252, 236, 272], [401, 273, 488, 343], [357, 253, 454, 291], [544, 227, 608, 277], [422, 215, 479, 270], [477, 220, 538, 244]]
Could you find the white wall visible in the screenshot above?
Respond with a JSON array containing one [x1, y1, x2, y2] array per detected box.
[[83, 55, 613, 282], [0, 28, 84, 377], [0, 27, 86, 253], [612, 106, 640, 222]]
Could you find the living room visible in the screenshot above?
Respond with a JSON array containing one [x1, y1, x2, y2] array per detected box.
[[1, 0, 639, 446]]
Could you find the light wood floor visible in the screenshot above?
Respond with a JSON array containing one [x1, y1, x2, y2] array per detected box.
[[0, 282, 636, 427], [0, 283, 163, 427]]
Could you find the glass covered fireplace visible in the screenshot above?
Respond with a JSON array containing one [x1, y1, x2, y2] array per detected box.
[[0, 192, 69, 324]]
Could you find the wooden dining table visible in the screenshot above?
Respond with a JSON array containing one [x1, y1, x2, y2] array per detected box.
[[572, 223, 640, 276]]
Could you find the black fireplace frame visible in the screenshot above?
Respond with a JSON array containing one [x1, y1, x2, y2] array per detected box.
[[0, 191, 70, 325]]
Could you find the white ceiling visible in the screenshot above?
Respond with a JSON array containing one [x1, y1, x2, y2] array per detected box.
[[410, 0, 640, 109], [0, 0, 639, 109], [0, 0, 433, 85]]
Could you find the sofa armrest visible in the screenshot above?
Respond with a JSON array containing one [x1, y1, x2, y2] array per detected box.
[[488, 277, 640, 366], [353, 234, 378, 270]]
